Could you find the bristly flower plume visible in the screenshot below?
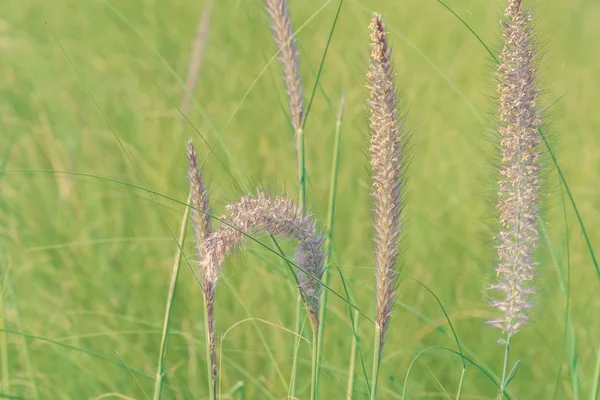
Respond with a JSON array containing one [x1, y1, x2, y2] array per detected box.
[[200, 191, 325, 327], [265, 0, 304, 136], [488, 0, 542, 342], [367, 14, 406, 350], [187, 140, 214, 288]]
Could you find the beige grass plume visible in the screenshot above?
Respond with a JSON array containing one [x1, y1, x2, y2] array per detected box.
[[367, 13, 406, 352], [265, 0, 305, 137], [200, 191, 325, 327], [489, 0, 542, 343]]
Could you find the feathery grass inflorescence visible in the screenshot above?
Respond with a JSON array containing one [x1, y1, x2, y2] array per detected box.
[[367, 13, 406, 400], [187, 141, 218, 400], [265, 0, 304, 138], [489, 0, 542, 397], [200, 191, 325, 326]]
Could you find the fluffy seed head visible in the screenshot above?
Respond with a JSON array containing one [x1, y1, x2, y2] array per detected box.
[[200, 191, 325, 326], [488, 0, 542, 341], [266, 0, 304, 135], [367, 13, 406, 348]]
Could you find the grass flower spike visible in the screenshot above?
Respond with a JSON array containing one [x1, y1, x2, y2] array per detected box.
[[188, 141, 213, 284], [367, 13, 406, 399], [187, 141, 218, 400], [489, 0, 543, 397], [265, 0, 304, 136], [489, 0, 541, 344]]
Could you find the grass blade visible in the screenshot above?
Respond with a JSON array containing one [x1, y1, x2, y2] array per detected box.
[[152, 193, 192, 400]]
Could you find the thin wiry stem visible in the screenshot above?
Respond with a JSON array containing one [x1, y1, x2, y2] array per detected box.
[[367, 13, 406, 399], [345, 310, 359, 400]]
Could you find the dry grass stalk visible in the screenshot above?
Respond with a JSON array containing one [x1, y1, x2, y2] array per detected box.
[[488, 0, 542, 342], [180, 0, 212, 118], [265, 0, 305, 137], [367, 13, 406, 351], [200, 191, 325, 327]]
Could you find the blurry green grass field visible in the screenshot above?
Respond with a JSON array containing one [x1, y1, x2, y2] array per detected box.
[[1, 0, 599, 398]]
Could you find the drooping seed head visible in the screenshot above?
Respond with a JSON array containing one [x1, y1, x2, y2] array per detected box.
[[488, 0, 542, 342], [200, 191, 325, 326]]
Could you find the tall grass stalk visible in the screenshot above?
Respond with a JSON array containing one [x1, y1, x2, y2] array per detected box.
[[366, 14, 406, 399], [346, 310, 359, 400], [265, 1, 307, 395], [152, 192, 191, 400], [314, 93, 345, 397]]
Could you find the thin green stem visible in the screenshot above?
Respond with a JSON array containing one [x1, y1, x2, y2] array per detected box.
[[310, 325, 319, 400], [456, 367, 466, 400], [288, 312, 307, 399], [204, 294, 216, 400], [298, 129, 307, 211], [314, 93, 345, 397], [497, 335, 512, 400], [370, 324, 382, 400], [346, 310, 359, 400], [152, 194, 191, 400]]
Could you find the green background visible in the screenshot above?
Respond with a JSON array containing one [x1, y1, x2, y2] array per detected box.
[[0, 0, 598, 398]]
